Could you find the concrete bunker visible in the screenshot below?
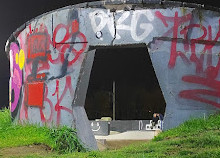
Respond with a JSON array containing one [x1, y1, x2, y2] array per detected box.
[[5, 0, 220, 150], [85, 46, 166, 121]]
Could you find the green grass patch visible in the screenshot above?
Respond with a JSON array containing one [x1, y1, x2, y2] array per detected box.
[[1, 108, 220, 157], [0, 108, 86, 153]]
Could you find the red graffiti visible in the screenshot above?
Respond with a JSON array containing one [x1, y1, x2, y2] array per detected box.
[[27, 33, 49, 59], [155, 11, 192, 68], [27, 20, 87, 66], [22, 76, 74, 124], [21, 19, 86, 124], [40, 85, 53, 123], [156, 11, 220, 108], [52, 76, 73, 125], [24, 32, 49, 109], [24, 82, 44, 107], [179, 60, 220, 108], [48, 20, 87, 66]]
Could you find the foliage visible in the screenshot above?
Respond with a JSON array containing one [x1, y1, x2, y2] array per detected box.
[[2, 108, 220, 157], [49, 126, 86, 153], [0, 108, 86, 154], [54, 112, 220, 157], [153, 112, 220, 141], [0, 108, 11, 128]]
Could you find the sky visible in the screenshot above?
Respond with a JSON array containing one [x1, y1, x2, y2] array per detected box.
[[0, 0, 219, 107]]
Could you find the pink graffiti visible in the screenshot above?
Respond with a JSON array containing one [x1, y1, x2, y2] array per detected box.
[[52, 76, 74, 125], [9, 43, 22, 112], [40, 84, 53, 123], [156, 11, 220, 108]]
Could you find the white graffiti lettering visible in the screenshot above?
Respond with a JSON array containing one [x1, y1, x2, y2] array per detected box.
[[89, 10, 115, 40], [89, 10, 154, 41]]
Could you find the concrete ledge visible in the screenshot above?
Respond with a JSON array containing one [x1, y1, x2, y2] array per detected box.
[[95, 130, 161, 140]]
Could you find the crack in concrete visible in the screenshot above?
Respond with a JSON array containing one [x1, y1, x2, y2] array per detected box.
[[111, 11, 117, 45], [147, 36, 220, 51], [51, 14, 54, 48]]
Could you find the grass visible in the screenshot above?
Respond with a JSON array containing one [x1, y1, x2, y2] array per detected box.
[[0, 108, 85, 153], [1, 108, 220, 157]]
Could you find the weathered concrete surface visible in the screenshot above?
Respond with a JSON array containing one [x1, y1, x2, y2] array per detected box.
[[5, 0, 220, 150], [96, 130, 161, 150], [95, 130, 157, 140]]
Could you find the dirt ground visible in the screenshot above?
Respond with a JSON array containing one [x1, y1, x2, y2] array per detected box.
[[97, 140, 148, 151], [0, 144, 52, 157], [0, 140, 148, 157]]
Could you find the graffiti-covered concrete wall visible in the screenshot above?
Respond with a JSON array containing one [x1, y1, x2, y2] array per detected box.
[[5, 0, 220, 149]]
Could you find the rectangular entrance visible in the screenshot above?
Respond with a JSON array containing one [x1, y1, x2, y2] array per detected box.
[[85, 46, 166, 120]]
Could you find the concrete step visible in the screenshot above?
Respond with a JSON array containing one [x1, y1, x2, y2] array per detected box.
[[95, 130, 161, 150], [95, 130, 160, 140]]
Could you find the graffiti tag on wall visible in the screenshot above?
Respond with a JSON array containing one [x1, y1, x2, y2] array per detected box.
[[89, 10, 154, 41], [8, 7, 220, 130], [9, 11, 88, 125], [155, 11, 220, 108]]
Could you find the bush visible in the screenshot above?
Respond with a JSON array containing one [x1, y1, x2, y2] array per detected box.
[[50, 126, 86, 153], [0, 108, 86, 153]]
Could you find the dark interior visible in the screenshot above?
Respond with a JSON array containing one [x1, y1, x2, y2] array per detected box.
[[85, 47, 166, 120]]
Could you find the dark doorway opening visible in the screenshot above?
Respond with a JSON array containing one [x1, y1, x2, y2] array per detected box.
[[85, 46, 166, 120]]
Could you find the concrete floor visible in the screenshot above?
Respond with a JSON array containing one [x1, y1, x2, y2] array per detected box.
[[95, 130, 161, 150]]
